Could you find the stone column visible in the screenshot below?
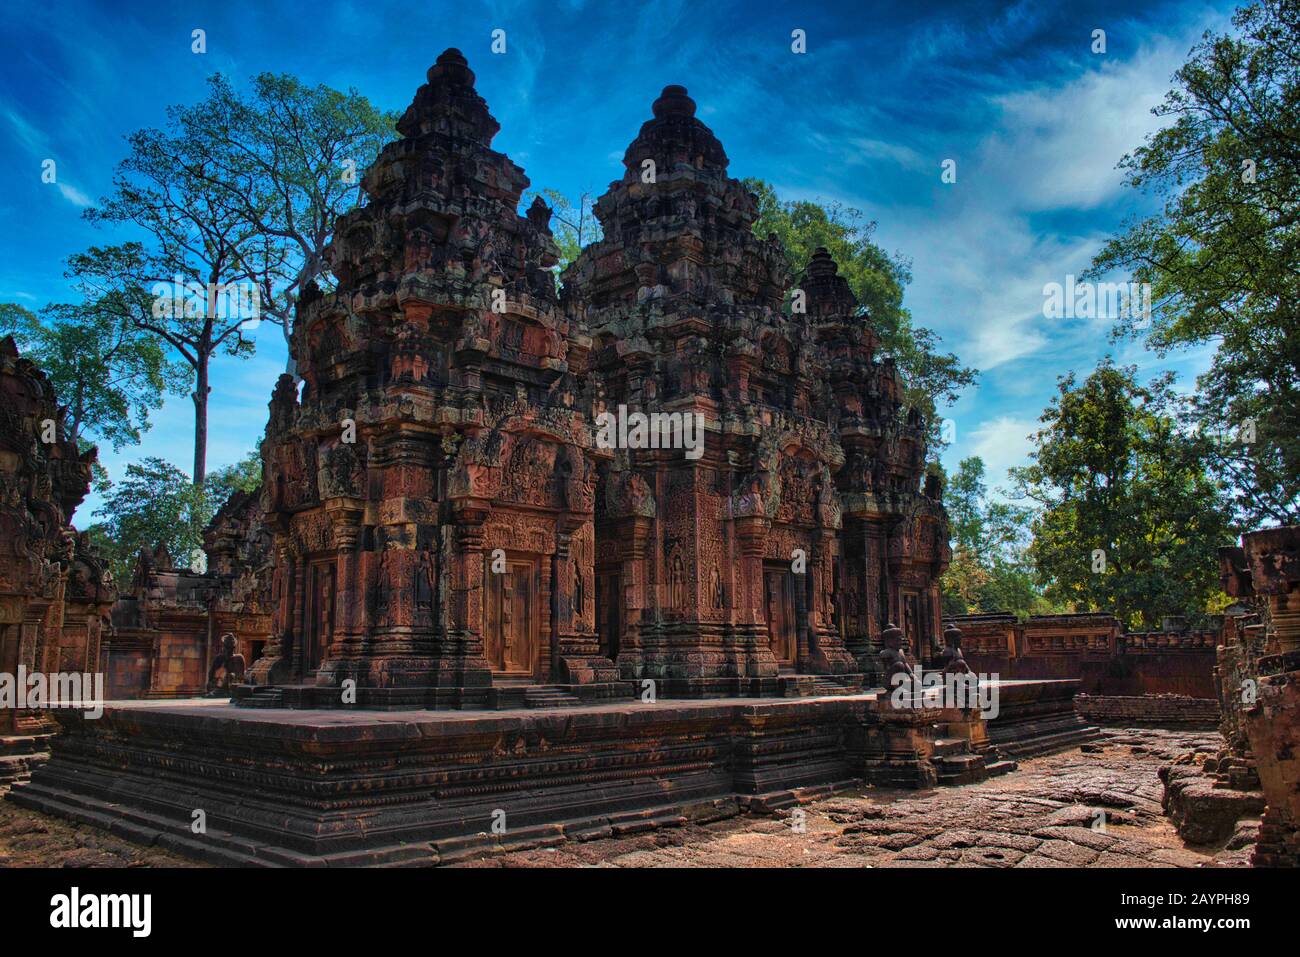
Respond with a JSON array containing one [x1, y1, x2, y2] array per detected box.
[[318, 498, 364, 686], [614, 515, 651, 680], [732, 515, 779, 678], [437, 501, 492, 689]]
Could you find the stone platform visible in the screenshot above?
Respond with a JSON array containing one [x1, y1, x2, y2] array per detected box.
[[8, 679, 1097, 866], [0, 733, 54, 793]]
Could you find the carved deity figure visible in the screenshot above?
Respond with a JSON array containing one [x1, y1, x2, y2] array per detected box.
[[938, 623, 972, 675], [207, 633, 246, 697], [879, 623, 914, 689]]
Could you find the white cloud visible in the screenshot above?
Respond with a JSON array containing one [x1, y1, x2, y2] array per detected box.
[[978, 38, 1191, 212], [966, 415, 1039, 490], [2, 103, 96, 209], [56, 182, 93, 208]]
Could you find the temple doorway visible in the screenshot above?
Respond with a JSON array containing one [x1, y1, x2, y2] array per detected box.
[[483, 555, 541, 678], [901, 591, 921, 660], [763, 563, 797, 667], [305, 561, 336, 676], [595, 569, 621, 662], [0, 624, 16, 679]]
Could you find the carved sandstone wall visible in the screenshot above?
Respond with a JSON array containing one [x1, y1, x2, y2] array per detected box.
[[227, 50, 948, 705], [949, 612, 1218, 699], [0, 337, 114, 786]]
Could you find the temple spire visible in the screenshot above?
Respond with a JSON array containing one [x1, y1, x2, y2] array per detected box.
[[623, 83, 728, 176], [397, 47, 500, 142]]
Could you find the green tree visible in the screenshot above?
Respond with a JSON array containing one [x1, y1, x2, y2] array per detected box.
[[206, 449, 263, 505], [172, 73, 397, 366], [0, 299, 180, 454], [69, 73, 396, 485], [1087, 0, 1300, 527], [745, 178, 977, 436], [1010, 362, 1235, 629], [940, 456, 1051, 618], [525, 188, 602, 272], [89, 457, 215, 585]]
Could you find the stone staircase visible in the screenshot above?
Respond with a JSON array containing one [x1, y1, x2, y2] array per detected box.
[[929, 730, 989, 786], [0, 734, 54, 793], [779, 674, 860, 698], [521, 686, 582, 709], [240, 687, 286, 709]]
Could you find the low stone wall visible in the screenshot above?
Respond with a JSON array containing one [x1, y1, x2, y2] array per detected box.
[[1075, 694, 1220, 729]]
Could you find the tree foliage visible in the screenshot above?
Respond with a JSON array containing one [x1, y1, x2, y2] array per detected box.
[[0, 299, 180, 455], [87, 449, 262, 586], [169, 73, 397, 355], [1010, 362, 1235, 629], [940, 456, 1055, 619], [68, 72, 395, 485], [525, 187, 602, 272], [1087, 0, 1300, 527], [206, 448, 263, 504], [89, 457, 214, 585]]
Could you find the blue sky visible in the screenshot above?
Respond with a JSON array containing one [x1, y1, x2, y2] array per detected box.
[[0, 0, 1237, 522]]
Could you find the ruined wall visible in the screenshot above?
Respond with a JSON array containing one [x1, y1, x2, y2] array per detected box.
[[0, 338, 109, 701], [104, 546, 212, 699], [951, 612, 1218, 698], [0, 337, 114, 786], [1074, 694, 1220, 729], [1218, 528, 1300, 867]]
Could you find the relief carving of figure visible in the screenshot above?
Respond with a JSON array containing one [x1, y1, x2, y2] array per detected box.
[[880, 623, 914, 691], [207, 633, 246, 697]]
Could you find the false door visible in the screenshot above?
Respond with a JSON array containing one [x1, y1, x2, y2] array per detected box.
[[484, 556, 541, 677], [763, 564, 797, 667]]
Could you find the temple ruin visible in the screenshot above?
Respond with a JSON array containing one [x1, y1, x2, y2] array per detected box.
[[6, 50, 1292, 871], [232, 49, 948, 708], [0, 336, 113, 790]]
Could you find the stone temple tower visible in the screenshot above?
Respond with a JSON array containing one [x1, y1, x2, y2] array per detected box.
[[243, 56, 947, 707], [251, 49, 618, 706], [563, 84, 946, 695]]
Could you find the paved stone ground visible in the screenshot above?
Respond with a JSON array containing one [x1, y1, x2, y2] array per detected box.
[[456, 728, 1252, 868], [0, 727, 1250, 867], [0, 791, 199, 868]]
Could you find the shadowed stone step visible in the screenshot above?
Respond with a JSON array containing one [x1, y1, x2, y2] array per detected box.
[[522, 686, 582, 708]]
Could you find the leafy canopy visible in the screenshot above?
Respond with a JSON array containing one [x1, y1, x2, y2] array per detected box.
[[1087, 0, 1300, 527], [1010, 361, 1235, 629]]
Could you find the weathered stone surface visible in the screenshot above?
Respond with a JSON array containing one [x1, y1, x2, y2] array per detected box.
[[1216, 526, 1300, 867], [12, 677, 1093, 865], [1160, 762, 1265, 845], [1076, 694, 1220, 729], [175, 50, 952, 707], [203, 488, 274, 666], [447, 728, 1248, 868], [105, 545, 213, 698], [0, 336, 113, 788]]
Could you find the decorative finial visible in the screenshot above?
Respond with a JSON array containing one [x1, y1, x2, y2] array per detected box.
[[428, 47, 476, 88], [807, 246, 838, 277], [652, 84, 696, 119]]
